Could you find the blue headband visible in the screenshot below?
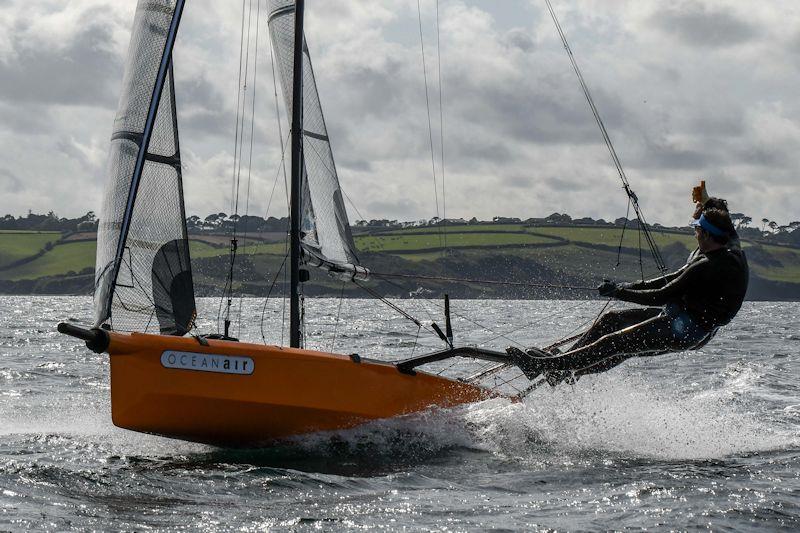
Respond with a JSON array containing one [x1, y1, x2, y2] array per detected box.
[[693, 214, 727, 237]]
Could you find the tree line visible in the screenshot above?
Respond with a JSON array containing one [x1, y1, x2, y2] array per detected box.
[[2, 210, 798, 245]]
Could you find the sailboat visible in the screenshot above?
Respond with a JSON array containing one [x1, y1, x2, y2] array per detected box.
[[57, 0, 532, 446]]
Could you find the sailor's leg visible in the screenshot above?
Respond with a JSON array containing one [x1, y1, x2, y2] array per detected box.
[[528, 314, 699, 374], [569, 307, 662, 350]]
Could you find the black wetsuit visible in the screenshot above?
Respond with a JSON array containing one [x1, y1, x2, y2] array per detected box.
[[525, 246, 749, 377]]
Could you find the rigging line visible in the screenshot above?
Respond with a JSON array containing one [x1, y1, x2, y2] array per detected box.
[[410, 325, 422, 357], [228, 0, 247, 217], [267, 33, 290, 212], [218, 0, 250, 332], [371, 271, 595, 291], [435, 0, 448, 261], [416, 0, 443, 249], [638, 216, 645, 282], [374, 274, 445, 328], [375, 274, 526, 347], [543, 0, 666, 273], [233, 0, 255, 220], [615, 195, 631, 268], [353, 280, 436, 337], [478, 298, 597, 347], [517, 377, 551, 398], [280, 218, 290, 345], [330, 281, 346, 351], [238, 0, 263, 337], [552, 298, 613, 348], [221, 0, 256, 334], [302, 120, 366, 223], [259, 250, 288, 344], [242, 0, 263, 225], [341, 188, 365, 222], [264, 133, 291, 220]]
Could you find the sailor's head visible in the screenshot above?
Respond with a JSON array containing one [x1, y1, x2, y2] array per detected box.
[[692, 197, 729, 220], [691, 207, 734, 248]]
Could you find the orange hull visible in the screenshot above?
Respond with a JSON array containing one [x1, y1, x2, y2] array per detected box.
[[107, 331, 492, 446]]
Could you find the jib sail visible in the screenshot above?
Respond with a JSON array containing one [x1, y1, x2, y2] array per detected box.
[[94, 0, 195, 335], [268, 0, 368, 280]]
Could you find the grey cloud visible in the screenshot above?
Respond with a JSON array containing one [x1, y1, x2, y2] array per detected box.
[[445, 135, 512, 169], [792, 33, 800, 69], [0, 168, 23, 194], [686, 112, 745, 137], [734, 145, 789, 168], [321, 55, 410, 122], [503, 174, 534, 189], [650, 2, 760, 48], [0, 12, 121, 107], [504, 28, 535, 52], [543, 176, 584, 192], [337, 157, 373, 173], [644, 143, 713, 170], [176, 74, 229, 137], [0, 101, 51, 134], [365, 197, 423, 220], [479, 77, 624, 146]]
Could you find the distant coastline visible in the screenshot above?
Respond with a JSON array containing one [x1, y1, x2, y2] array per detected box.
[[1, 212, 798, 300]]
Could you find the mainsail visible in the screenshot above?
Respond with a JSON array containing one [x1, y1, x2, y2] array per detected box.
[[94, 0, 195, 335], [268, 0, 368, 280]]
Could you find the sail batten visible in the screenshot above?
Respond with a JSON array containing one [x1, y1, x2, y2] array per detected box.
[[268, 0, 368, 281], [94, 0, 195, 335]]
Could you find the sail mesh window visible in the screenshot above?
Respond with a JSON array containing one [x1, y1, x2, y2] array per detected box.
[[94, 0, 195, 334], [268, 0, 367, 280]]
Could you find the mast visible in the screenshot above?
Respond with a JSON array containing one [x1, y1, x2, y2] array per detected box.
[[289, 0, 305, 348]]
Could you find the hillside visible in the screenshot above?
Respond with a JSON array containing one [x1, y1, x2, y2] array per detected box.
[[1, 223, 798, 300]]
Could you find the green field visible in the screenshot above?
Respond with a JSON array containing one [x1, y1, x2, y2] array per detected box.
[[0, 231, 62, 268], [528, 226, 696, 250], [382, 224, 526, 235], [0, 241, 96, 281], [1, 225, 798, 290], [744, 243, 800, 282], [355, 232, 558, 252]]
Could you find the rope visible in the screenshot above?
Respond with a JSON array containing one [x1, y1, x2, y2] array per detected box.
[[267, 31, 290, 212], [330, 281, 346, 351], [615, 196, 631, 268], [354, 280, 425, 330], [373, 274, 528, 348], [416, 0, 444, 250], [544, 0, 666, 273], [237, 0, 263, 337], [217, 0, 250, 333], [435, 0, 448, 260], [259, 251, 288, 344], [371, 271, 595, 291]]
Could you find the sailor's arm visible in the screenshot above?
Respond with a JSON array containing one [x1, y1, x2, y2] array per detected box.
[[623, 268, 684, 291], [613, 258, 708, 306]]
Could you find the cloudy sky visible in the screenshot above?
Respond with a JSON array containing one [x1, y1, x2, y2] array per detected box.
[[1, 0, 798, 227]]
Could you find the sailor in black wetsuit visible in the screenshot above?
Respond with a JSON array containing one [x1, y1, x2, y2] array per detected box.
[[511, 207, 749, 383]]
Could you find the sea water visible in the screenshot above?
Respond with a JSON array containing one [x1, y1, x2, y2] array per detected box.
[[0, 296, 798, 530]]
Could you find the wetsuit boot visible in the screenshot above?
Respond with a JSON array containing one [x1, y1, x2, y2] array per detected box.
[[505, 346, 543, 380]]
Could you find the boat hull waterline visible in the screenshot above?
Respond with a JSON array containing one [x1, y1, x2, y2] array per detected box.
[[105, 331, 492, 446]]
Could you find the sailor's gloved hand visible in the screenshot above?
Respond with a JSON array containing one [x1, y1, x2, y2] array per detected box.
[[597, 280, 619, 297]]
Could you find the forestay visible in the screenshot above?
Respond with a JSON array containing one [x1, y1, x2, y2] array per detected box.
[[268, 0, 368, 280], [94, 0, 196, 335]]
